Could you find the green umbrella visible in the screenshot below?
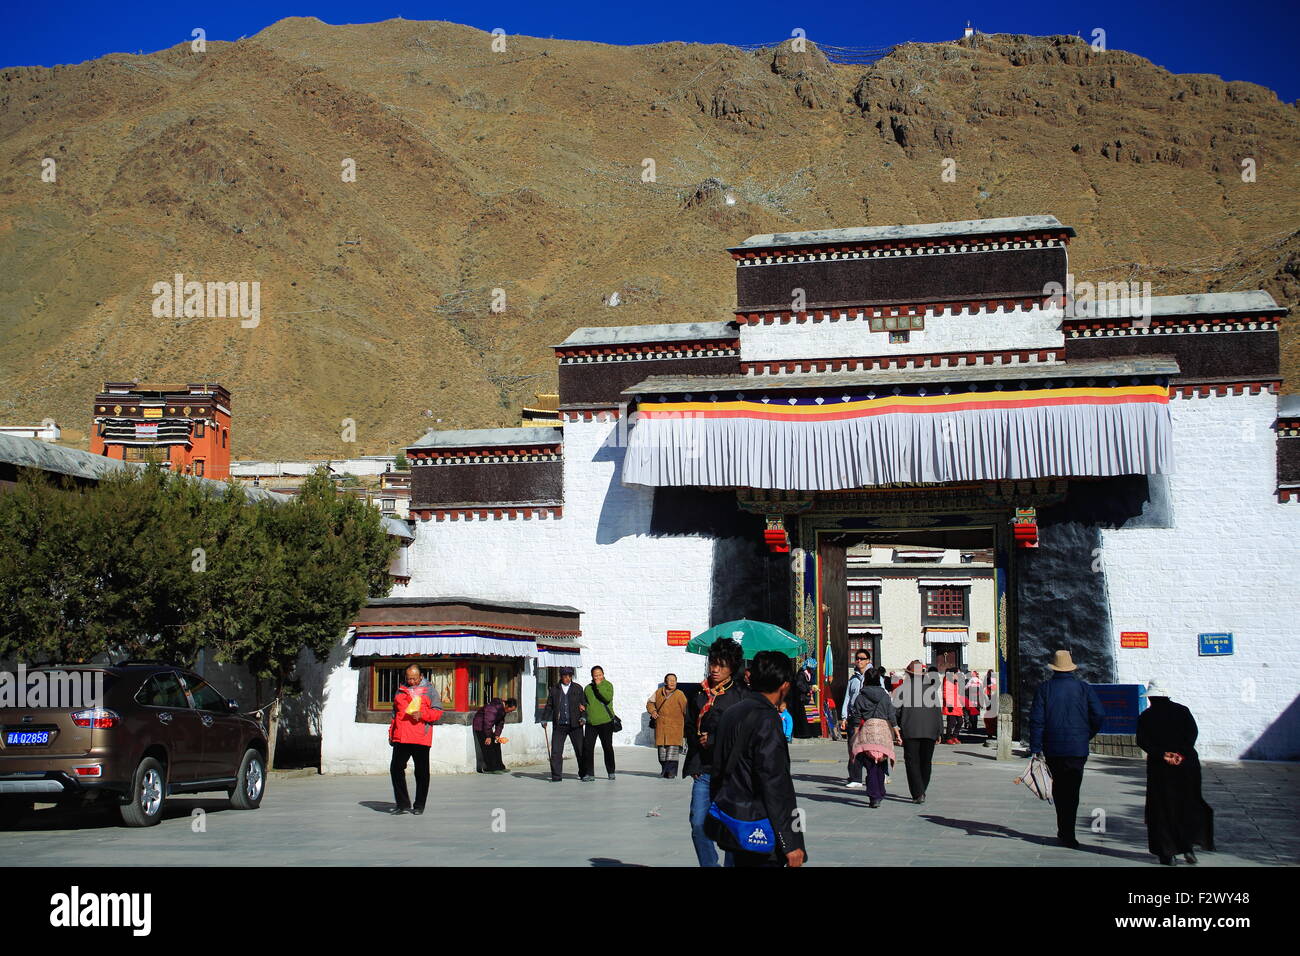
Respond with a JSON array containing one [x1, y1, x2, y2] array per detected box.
[[685, 619, 809, 659]]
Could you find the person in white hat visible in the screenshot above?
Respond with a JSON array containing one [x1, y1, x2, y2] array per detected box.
[[1136, 681, 1215, 866], [1028, 650, 1106, 849]]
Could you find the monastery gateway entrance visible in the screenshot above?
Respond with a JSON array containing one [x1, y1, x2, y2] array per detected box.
[[617, 362, 1167, 740], [731, 482, 1058, 738]]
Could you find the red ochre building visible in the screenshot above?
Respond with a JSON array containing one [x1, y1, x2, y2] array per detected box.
[[90, 382, 231, 480]]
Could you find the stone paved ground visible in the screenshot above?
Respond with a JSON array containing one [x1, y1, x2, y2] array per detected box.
[[1, 740, 1295, 866]]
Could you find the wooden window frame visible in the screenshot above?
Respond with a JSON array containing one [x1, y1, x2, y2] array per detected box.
[[847, 585, 880, 624], [921, 586, 970, 625], [368, 657, 522, 714]]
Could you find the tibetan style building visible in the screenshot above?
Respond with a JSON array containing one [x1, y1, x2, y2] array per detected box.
[[320, 215, 1300, 773], [90, 381, 232, 479]]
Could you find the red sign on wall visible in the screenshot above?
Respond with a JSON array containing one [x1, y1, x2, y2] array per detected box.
[[667, 630, 692, 647], [1120, 631, 1149, 648]]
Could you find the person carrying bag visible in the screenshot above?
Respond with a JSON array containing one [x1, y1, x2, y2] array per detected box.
[[581, 665, 619, 780], [706, 708, 778, 854], [704, 651, 807, 867]]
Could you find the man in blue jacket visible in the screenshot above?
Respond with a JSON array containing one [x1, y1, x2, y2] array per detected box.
[[1029, 650, 1107, 849]]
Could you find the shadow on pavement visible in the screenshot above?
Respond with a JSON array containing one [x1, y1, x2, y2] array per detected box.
[[795, 787, 873, 809], [2, 798, 231, 832], [358, 800, 402, 813], [589, 857, 648, 867], [920, 814, 1154, 861], [952, 748, 999, 761]]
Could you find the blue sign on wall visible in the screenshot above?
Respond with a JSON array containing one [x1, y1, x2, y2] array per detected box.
[[1091, 683, 1144, 735], [1199, 632, 1234, 656]]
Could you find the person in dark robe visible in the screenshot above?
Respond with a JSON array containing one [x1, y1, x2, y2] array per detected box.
[[1136, 681, 1215, 866], [789, 658, 817, 738]]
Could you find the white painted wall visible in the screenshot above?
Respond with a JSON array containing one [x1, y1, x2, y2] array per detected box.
[[231, 457, 395, 478], [321, 391, 1300, 768], [1101, 391, 1300, 760], [739, 305, 1064, 365], [319, 645, 550, 775], [321, 418, 720, 774], [0, 424, 61, 442]]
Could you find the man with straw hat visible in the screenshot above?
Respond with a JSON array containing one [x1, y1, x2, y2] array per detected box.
[[1028, 649, 1106, 849], [895, 659, 943, 804]]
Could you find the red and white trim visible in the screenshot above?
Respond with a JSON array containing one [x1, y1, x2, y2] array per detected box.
[[560, 407, 622, 423], [741, 348, 1061, 376], [1065, 315, 1280, 336], [409, 446, 561, 465], [556, 341, 739, 363], [1169, 381, 1280, 399], [412, 506, 564, 522], [730, 233, 1071, 264], [735, 297, 1049, 325]]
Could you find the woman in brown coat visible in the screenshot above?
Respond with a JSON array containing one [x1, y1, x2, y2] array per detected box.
[[646, 673, 688, 778]]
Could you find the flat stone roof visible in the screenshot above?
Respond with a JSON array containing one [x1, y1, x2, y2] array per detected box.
[[1078, 290, 1284, 318], [407, 427, 562, 450], [0, 432, 289, 505], [382, 517, 415, 540], [623, 356, 1180, 396], [555, 321, 738, 349], [731, 215, 1075, 251]]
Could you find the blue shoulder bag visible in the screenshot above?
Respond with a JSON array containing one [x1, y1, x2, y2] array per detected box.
[[706, 710, 777, 853]]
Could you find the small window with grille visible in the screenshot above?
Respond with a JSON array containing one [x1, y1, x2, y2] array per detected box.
[[847, 586, 879, 623], [923, 587, 968, 624]]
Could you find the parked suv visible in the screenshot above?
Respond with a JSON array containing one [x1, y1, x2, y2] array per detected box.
[[0, 662, 268, 827]]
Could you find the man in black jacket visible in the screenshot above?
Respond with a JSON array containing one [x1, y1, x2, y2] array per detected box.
[[684, 637, 747, 867], [895, 659, 943, 804], [544, 668, 585, 782], [708, 651, 807, 868]]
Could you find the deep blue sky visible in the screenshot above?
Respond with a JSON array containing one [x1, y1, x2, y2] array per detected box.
[[3, 1, 1298, 102]]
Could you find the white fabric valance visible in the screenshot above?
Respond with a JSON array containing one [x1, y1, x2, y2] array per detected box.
[[923, 627, 970, 645], [622, 385, 1171, 491], [918, 578, 973, 588], [536, 645, 584, 666], [353, 633, 537, 658]]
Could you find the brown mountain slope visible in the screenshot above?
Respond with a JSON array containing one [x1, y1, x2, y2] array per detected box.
[[1, 19, 1297, 458]]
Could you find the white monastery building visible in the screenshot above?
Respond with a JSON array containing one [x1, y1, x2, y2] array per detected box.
[[318, 216, 1300, 772]]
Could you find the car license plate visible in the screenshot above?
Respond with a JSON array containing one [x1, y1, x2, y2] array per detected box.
[[4, 730, 51, 746]]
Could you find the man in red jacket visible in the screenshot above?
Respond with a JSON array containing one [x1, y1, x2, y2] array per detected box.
[[389, 664, 443, 815]]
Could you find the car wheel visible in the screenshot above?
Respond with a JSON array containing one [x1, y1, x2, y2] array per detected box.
[[119, 757, 166, 827], [229, 749, 265, 810], [0, 799, 33, 829]]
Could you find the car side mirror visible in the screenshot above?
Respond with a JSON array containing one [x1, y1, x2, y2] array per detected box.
[[227, 699, 240, 713]]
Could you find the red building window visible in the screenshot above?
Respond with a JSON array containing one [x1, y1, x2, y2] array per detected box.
[[847, 587, 878, 622], [847, 635, 872, 655], [924, 588, 967, 620], [369, 659, 520, 713], [194, 459, 205, 477]]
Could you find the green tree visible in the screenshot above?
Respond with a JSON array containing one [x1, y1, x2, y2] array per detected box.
[[213, 468, 396, 766], [0, 464, 396, 769], [0, 466, 204, 664]]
